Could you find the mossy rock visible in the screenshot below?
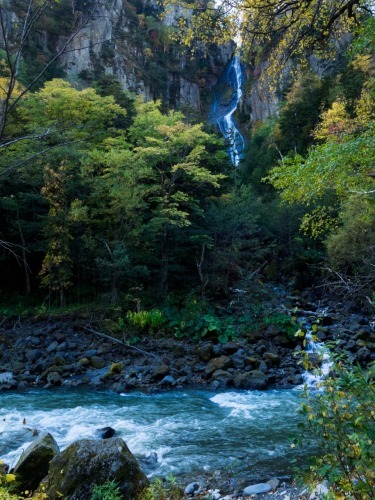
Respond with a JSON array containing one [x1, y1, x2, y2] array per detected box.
[[43, 438, 148, 499], [13, 432, 60, 492], [110, 362, 123, 374]]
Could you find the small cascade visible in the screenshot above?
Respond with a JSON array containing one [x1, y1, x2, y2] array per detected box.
[[212, 56, 245, 166], [301, 320, 333, 389]]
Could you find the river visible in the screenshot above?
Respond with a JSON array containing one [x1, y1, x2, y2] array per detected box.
[[0, 387, 308, 485]]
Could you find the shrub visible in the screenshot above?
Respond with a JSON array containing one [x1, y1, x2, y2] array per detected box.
[[296, 360, 375, 499], [263, 313, 298, 340], [126, 309, 165, 333], [90, 480, 121, 500], [139, 476, 184, 500]]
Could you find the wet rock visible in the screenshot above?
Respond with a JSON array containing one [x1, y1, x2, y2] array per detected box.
[[273, 335, 292, 346], [160, 375, 176, 386], [263, 352, 280, 365], [0, 372, 13, 384], [357, 347, 372, 362], [243, 482, 272, 495], [258, 361, 269, 373], [346, 340, 356, 350], [211, 369, 232, 382], [90, 356, 106, 369], [25, 349, 43, 364], [143, 452, 158, 465], [205, 356, 232, 375], [47, 371, 62, 386], [316, 331, 327, 341], [233, 370, 267, 389], [152, 364, 169, 380], [53, 354, 65, 366], [267, 477, 280, 490], [222, 341, 239, 354], [231, 352, 245, 369], [97, 427, 116, 439], [196, 341, 214, 361], [13, 432, 60, 492], [26, 336, 41, 347], [43, 438, 148, 499], [185, 481, 200, 495], [47, 342, 59, 353], [245, 356, 261, 368]]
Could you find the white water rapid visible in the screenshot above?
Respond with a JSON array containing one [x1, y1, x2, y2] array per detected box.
[[213, 56, 245, 166], [1, 388, 307, 483]]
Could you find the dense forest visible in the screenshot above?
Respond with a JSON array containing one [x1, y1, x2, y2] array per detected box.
[[0, 0, 374, 315], [0, 1, 374, 498]]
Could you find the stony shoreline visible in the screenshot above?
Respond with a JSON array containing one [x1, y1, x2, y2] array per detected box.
[[1, 305, 374, 394]]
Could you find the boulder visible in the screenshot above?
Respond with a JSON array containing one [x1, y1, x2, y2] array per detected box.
[[0, 372, 13, 384], [90, 356, 106, 369], [267, 477, 280, 490], [13, 432, 60, 491], [243, 483, 272, 495], [160, 375, 176, 386], [43, 438, 149, 499], [233, 370, 267, 390], [196, 342, 214, 361], [152, 364, 169, 380], [46, 371, 62, 385], [263, 352, 280, 366], [25, 349, 43, 364], [96, 427, 116, 439], [211, 369, 232, 382], [185, 482, 201, 495], [205, 356, 232, 375]]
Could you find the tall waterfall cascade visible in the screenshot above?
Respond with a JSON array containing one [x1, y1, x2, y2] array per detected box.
[[212, 55, 245, 166]]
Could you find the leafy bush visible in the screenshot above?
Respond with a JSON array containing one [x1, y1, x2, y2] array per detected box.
[[126, 309, 166, 333], [263, 313, 298, 340], [163, 305, 237, 343], [91, 480, 121, 500], [0, 463, 17, 500], [297, 360, 375, 499], [140, 476, 184, 500]]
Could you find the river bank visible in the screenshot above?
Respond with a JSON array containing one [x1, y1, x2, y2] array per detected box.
[[0, 299, 374, 393]]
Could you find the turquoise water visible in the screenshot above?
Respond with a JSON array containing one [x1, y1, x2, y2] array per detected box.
[[0, 388, 306, 482]]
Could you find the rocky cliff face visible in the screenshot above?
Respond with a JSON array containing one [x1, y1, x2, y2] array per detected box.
[[56, 0, 233, 111]]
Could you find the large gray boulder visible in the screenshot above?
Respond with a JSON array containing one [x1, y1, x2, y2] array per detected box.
[[43, 438, 149, 499], [13, 432, 60, 491], [205, 356, 232, 375], [233, 370, 267, 389]]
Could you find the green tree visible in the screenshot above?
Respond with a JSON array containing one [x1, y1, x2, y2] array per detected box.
[[88, 99, 226, 295]]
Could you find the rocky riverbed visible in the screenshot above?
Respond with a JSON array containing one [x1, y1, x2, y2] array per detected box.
[[0, 303, 374, 393]]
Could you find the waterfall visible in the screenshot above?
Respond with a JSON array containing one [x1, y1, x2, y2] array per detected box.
[[212, 56, 245, 166], [301, 320, 333, 389]]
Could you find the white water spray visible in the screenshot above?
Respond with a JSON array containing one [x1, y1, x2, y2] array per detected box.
[[301, 320, 333, 389]]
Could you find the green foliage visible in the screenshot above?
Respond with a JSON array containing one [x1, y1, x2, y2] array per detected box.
[[263, 313, 298, 340], [91, 480, 122, 500], [163, 302, 237, 343], [140, 476, 184, 500], [297, 360, 375, 499], [126, 309, 166, 333]]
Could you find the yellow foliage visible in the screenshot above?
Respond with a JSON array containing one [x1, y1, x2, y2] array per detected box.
[[313, 101, 353, 142]]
